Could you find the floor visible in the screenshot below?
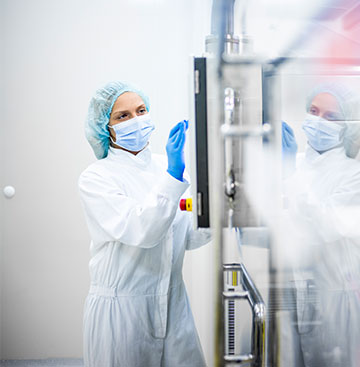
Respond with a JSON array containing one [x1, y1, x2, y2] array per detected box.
[[0, 359, 84, 367]]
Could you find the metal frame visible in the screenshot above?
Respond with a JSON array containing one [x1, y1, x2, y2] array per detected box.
[[223, 263, 266, 366]]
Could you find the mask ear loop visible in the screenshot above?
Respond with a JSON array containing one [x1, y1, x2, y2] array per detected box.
[[108, 124, 117, 145]]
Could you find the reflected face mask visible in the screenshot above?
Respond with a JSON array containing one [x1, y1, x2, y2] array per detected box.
[[109, 113, 154, 152], [302, 113, 346, 152]]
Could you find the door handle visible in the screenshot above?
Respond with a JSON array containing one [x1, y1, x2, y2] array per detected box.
[[3, 186, 16, 199]]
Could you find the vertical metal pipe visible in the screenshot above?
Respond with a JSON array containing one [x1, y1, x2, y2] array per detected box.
[[211, 0, 235, 36], [207, 0, 239, 56], [225, 0, 235, 36]]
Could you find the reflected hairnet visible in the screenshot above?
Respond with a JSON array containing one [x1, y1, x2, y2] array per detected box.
[[85, 81, 150, 159], [306, 82, 360, 158]]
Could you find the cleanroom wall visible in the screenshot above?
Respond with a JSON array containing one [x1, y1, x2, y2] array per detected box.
[[0, 0, 5, 358], [0, 0, 213, 360]]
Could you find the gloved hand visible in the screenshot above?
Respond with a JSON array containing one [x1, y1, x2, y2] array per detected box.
[[166, 120, 188, 181], [282, 121, 298, 177], [282, 121, 298, 157]]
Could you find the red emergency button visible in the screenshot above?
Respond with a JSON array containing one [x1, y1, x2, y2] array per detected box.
[[180, 198, 192, 211], [180, 199, 186, 211]]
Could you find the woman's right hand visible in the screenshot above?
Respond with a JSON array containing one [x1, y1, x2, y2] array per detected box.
[[282, 121, 298, 177], [282, 121, 298, 157], [166, 120, 188, 181]]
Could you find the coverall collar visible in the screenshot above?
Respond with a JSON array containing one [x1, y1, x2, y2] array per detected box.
[[108, 145, 152, 166], [304, 144, 346, 165]]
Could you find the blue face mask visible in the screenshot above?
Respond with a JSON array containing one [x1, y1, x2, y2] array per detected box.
[[302, 113, 346, 153], [109, 113, 155, 152]]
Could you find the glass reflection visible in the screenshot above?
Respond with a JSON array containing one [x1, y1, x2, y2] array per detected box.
[[282, 82, 360, 367]]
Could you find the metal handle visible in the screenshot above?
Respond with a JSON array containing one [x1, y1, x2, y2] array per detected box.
[[3, 186, 16, 199], [223, 263, 266, 366], [221, 123, 272, 138], [224, 88, 236, 200]]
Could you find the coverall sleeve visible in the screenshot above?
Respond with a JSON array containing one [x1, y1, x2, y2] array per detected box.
[[186, 224, 212, 250], [320, 172, 360, 242], [299, 172, 360, 243], [78, 169, 189, 248]]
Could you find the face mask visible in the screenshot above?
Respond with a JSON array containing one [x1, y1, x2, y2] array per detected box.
[[109, 113, 154, 152], [302, 113, 346, 152]]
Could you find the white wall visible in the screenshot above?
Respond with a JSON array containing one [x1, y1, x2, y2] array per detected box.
[[0, 0, 5, 357], [0, 0, 213, 360]]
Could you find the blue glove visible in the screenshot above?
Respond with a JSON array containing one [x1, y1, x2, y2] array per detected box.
[[282, 121, 297, 177], [282, 121, 298, 157], [166, 120, 188, 181]]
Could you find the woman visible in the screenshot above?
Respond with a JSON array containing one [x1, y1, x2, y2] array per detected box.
[[79, 81, 211, 367], [282, 83, 360, 367]]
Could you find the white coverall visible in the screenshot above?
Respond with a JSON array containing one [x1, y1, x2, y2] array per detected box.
[[78, 146, 211, 367], [284, 145, 360, 367]]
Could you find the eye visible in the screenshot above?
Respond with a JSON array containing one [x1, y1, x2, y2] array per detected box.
[[117, 113, 128, 120], [138, 107, 147, 115], [324, 114, 336, 121], [324, 112, 341, 121], [309, 107, 318, 116]]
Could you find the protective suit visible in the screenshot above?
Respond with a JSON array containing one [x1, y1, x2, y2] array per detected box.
[[79, 81, 211, 367], [282, 83, 360, 367], [79, 147, 211, 367]]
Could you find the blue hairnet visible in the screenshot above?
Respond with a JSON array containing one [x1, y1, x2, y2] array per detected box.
[[306, 82, 360, 158], [85, 81, 150, 159]]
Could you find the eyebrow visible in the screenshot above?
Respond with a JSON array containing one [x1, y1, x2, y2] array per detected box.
[[112, 104, 146, 116]]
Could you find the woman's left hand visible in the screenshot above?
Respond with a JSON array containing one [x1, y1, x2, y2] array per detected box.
[[166, 120, 188, 181]]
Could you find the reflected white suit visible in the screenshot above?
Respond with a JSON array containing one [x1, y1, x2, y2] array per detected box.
[[285, 145, 360, 367], [79, 146, 211, 367]]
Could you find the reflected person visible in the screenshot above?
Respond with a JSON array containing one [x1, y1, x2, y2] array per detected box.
[[78, 82, 211, 367], [282, 83, 360, 367]]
